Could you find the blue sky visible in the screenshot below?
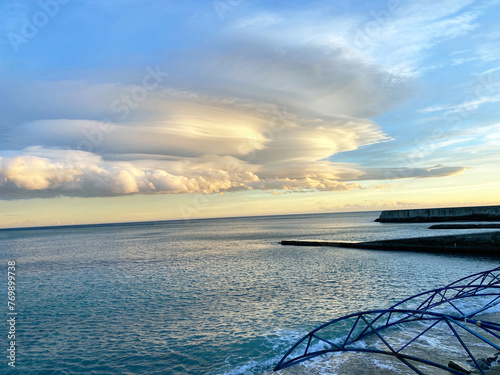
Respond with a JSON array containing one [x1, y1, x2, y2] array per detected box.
[[0, 0, 499, 227]]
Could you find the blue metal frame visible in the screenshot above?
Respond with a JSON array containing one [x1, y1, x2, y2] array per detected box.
[[274, 266, 500, 374]]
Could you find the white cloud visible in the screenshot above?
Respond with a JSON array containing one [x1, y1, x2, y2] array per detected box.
[[419, 94, 500, 113], [358, 165, 468, 180], [334, 0, 482, 75], [317, 199, 421, 212], [234, 13, 282, 28]]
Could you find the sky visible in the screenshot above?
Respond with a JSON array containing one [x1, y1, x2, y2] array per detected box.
[[0, 0, 499, 228]]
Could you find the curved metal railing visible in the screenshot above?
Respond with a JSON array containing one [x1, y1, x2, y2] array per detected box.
[[274, 266, 500, 374]]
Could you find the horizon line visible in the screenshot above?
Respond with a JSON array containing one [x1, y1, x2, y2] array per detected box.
[[2, 203, 499, 231], [0, 209, 384, 231]]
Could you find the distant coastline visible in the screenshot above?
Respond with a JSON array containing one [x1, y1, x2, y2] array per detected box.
[[0, 211, 378, 231]]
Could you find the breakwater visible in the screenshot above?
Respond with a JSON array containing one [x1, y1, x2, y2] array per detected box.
[[281, 231, 500, 255], [430, 224, 500, 229], [376, 205, 500, 223]]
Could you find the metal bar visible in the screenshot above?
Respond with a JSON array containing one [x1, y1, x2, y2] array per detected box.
[[444, 318, 485, 375], [360, 314, 397, 353], [342, 315, 361, 349], [397, 319, 442, 353], [355, 311, 390, 341], [353, 311, 417, 342], [351, 314, 438, 344], [398, 357, 426, 375], [392, 284, 500, 312], [466, 294, 500, 318], [435, 290, 465, 316], [304, 334, 312, 355], [311, 333, 341, 350], [475, 325, 500, 342], [418, 292, 437, 311], [451, 318, 500, 351], [490, 271, 500, 285], [385, 310, 392, 326], [275, 347, 477, 374]]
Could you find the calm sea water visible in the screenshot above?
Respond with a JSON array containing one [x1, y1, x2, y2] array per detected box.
[[1, 211, 499, 374]]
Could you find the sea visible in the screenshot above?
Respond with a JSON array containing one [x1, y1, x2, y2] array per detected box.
[[1, 211, 500, 375]]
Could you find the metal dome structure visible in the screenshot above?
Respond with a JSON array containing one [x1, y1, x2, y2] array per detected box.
[[274, 266, 500, 374]]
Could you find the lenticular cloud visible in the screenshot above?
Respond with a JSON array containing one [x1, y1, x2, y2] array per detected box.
[[0, 34, 467, 199]]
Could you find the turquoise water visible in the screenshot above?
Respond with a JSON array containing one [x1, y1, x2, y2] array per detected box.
[[1, 212, 499, 374]]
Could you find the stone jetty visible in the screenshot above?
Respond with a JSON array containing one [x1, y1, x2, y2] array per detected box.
[[281, 232, 500, 255], [376, 205, 500, 223], [430, 224, 500, 229]]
